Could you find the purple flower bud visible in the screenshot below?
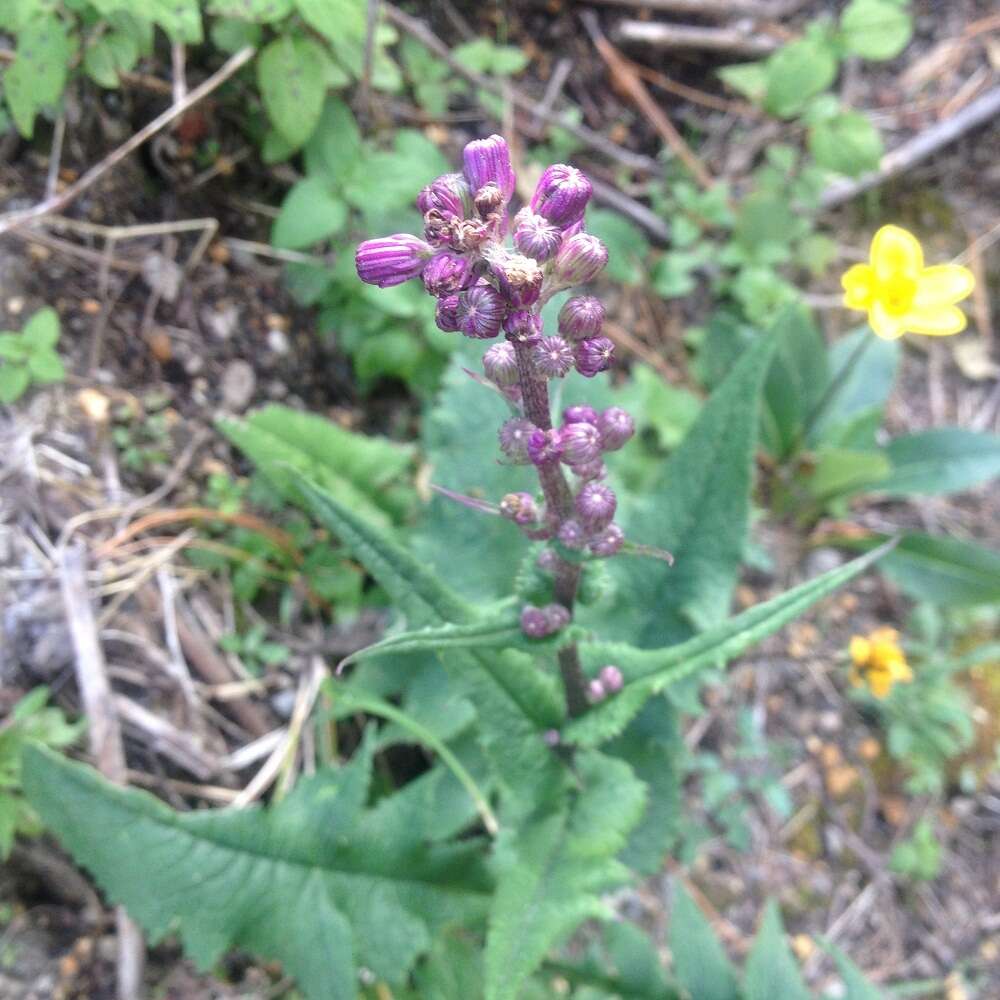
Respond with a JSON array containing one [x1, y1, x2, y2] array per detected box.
[[499, 418, 535, 464], [598, 665, 624, 693], [527, 428, 563, 467], [435, 294, 462, 332], [422, 251, 472, 297], [589, 523, 624, 558], [536, 548, 560, 573], [483, 341, 519, 386], [543, 603, 571, 632], [417, 172, 472, 220], [489, 252, 543, 308], [457, 283, 505, 340], [533, 336, 575, 379], [531, 164, 593, 229], [570, 459, 608, 482], [355, 234, 432, 288], [558, 296, 605, 341], [503, 309, 542, 344], [563, 404, 599, 425], [587, 678, 606, 704], [552, 232, 608, 286], [512, 208, 563, 262], [499, 491, 539, 526], [575, 336, 615, 378], [521, 604, 550, 639], [543, 728, 561, 747], [576, 482, 617, 530], [463, 134, 516, 204], [557, 518, 587, 550], [597, 407, 635, 451], [559, 421, 601, 466]]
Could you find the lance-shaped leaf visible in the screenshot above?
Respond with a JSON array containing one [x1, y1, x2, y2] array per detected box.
[[22, 741, 492, 1000], [565, 542, 893, 748]]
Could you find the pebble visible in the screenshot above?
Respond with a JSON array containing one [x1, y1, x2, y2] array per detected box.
[[804, 547, 844, 577], [220, 359, 256, 412], [141, 252, 182, 302], [203, 303, 239, 340], [267, 327, 290, 355]]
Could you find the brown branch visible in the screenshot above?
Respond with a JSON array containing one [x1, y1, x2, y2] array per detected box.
[[616, 19, 781, 56]]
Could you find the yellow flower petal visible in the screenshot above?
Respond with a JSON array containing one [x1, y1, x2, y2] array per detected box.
[[868, 670, 892, 699], [870, 627, 898, 643], [871, 225, 923, 281], [869, 300, 906, 340], [914, 264, 975, 308], [901, 305, 967, 337], [849, 636, 871, 666], [842, 264, 875, 310]]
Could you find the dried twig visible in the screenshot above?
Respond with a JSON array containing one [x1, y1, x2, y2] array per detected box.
[[45, 109, 67, 201], [0, 45, 255, 236], [615, 19, 782, 56], [588, 0, 807, 18], [114, 695, 220, 780]]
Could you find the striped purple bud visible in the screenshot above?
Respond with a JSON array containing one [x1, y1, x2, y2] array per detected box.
[[418, 172, 472, 220], [599, 664, 624, 693], [559, 421, 601, 466], [527, 427, 563, 466], [355, 234, 432, 288], [500, 492, 539, 526], [587, 678, 606, 703], [422, 251, 471, 297], [552, 232, 608, 286], [575, 336, 615, 378], [570, 459, 607, 482], [512, 208, 563, 262], [490, 252, 543, 308], [483, 341, 519, 386], [530, 164, 592, 229], [544, 603, 571, 632], [558, 296, 605, 341], [499, 418, 535, 464], [457, 283, 505, 340], [575, 482, 616, 530], [503, 309, 542, 344], [597, 407, 635, 451], [557, 518, 587, 550], [533, 336, 575, 379], [563, 404, 599, 425], [463, 134, 515, 204], [589, 523, 624, 558], [435, 294, 461, 332]]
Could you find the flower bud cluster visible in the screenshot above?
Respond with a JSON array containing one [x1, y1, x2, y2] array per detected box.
[[520, 602, 571, 639], [586, 665, 624, 703]]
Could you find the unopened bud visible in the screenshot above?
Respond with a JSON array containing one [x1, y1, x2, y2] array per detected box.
[[499, 418, 535, 464], [563, 404, 599, 425], [490, 252, 543, 308], [557, 518, 588, 550], [531, 164, 593, 229], [543, 603, 571, 631], [575, 336, 615, 378], [575, 482, 617, 530], [503, 309, 542, 344], [552, 232, 608, 286], [532, 336, 575, 379], [558, 296, 605, 341], [355, 234, 433, 288], [520, 604, 550, 639], [570, 459, 608, 482], [559, 422, 601, 467], [457, 283, 505, 340], [527, 427, 563, 466], [536, 548, 560, 573], [422, 251, 471, 297], [598, 665, 624, 693], [435, 294, 461, 332], [463, 134, 515, 204], [589, 522, 624, 557], [597, 407, 634, 451], [417, 172, 472, 220], [512, 208, 563, 262], [483, 341, 519, 386], [500, 491, 539, 526], [587, 678, 606, 703]]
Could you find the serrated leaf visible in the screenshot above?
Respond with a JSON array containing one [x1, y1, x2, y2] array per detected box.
[[23, 742, 491, 1000], [271, 178, 348, 249], [566, 543, 893, 747], [840, 0, 913, 60], [4, 16, 71, 138], [878, 428, 1000, 496], [257, 34, 329, 149], [744, 901, 810, 1000], [670, 885, 740, 1000], [567, 751, 647, 858]]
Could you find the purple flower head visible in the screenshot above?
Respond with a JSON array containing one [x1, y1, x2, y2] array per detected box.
[[463, 134, 516, 204], [527, 427, 563, 467], [563, 404, 599, 425], [587, 678, 606, 704], [575, 336, 615, 378], [422, 251, 472, 297], [589, 523, 624, 558], [558, 296, 605, 341], [532, 336, 575, 379], [417, 172, 472, 220], [597, 406, 635, 451], [557, 518, 587, 550], [489, 251, 543, 308], [531, 164, 593, 229], [570, 459, 608, 482], [499, 418, 535, 464], [355, 234, 432, 288], [500, 491, 539, 526], [435, 294, 461, 332], [576, 482, 617, 530], [457, 282, 505, 340], [483, 341, 519, 386], [559, 421, 601, 466], [503, 309, 543, 344], [552, 232, 608, 286], [512, 208, 563, 262], [598, 665, 624, 694]]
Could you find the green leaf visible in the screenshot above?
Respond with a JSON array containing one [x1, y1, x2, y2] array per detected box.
[[744, 901, 810, 1000], [840, 0, 913, 60], [208, 0, 294, 21], [23, 742, 491, 999], [304, 98, 362, 184], [587, 209, 649, 286], [809, 110, 883, 177], [271, 178, 348, 249], [717, 61, 767, 103], [452, 38, 528, 76], [568, 751, 647, 858], [26, 349, 65, 383], [21, 307, 60, 349], [566, 543, 893, 748], [603, 921, 672, 997], [295, 0, 366, 46], [84, 30, 140, 88], [257, 34, 329, 149], [4, 15, 72, 138], [0, 333, 27, 360], [764, 39, 838, 118], [148, 0, 202, 42], [210, 17, 262, 53], [819, 941, 885, 999], [877, 428, 1000, 496], [670, 885, 740, 1000], [0, 364, 30, 403], [807, 447, 891, 501]]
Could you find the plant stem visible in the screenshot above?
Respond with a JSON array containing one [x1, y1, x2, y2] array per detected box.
[[511, 338, 589, 718], [802, 332, 874, 442]]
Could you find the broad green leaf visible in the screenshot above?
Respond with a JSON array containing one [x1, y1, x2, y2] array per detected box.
[[23, 742, 491, 1000], [257, 34, 329, 149], [210, 17, 262, 53], [744, 901, 810, 1000], [414, 932, 485, 999], [670, 885, 740, 1000], [271, 178, 348, 249], [717, 61, 767, 103], [21, 307, 60, 349], [567, 751, 647, 859], [764, 39, 838, 118], [83, 30, 140, 88], [566, 543, 893, 747], [148, 0, 202, 42], [0, 364, 30, 403], [807, 446, 891, 501], [452, 38, 528, 76], [0, 334, 27, 360], [26, 350, 65, 383], [304, 98, 362, 184], [809, 111, 883, 177], [586, 209, 649, 286], [733, 194, 796, 259], [208, 0, 294, 21], [295, 0, 365, 46], [840, 0, 913, 60], [4, 16, 71, 138], [878, 428, 1000, 496]]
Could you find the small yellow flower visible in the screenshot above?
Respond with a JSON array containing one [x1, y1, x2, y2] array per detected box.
[[848, 626, 913, 699], [841, 225, 975, 340]]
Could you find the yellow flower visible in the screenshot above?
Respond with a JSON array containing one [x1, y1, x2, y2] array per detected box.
[[848, 626, 913, 699], [841, 225, 975, 340]]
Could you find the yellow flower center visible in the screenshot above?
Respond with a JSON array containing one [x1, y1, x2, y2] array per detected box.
[[876, 273, 917, 316]]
